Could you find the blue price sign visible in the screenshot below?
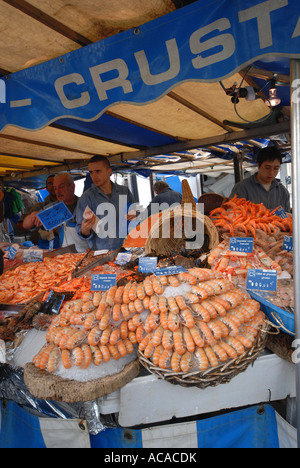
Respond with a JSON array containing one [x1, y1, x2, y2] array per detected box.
[[246, 269, 277, 292], [91, 274, 117, 291], [154, 265, 187, 276], [37, 201, 74, 230], [282, 236, 293, 252], [138, 257, 158, 273], [229, 237, 254, 253], [274, 206, 288, 219]]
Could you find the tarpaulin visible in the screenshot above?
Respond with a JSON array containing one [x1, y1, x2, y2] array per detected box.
[[1, 0, 300, 132], [1, 400, 294, 448]]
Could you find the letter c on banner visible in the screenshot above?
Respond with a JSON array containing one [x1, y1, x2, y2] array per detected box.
[[55, 73, 90, 109], [190, 18, 235, 69]]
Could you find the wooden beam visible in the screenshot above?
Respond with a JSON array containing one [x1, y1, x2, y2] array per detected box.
[[3, 0, 92, 46]]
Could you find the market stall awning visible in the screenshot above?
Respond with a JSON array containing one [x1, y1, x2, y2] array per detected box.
[[0, 0, 296, 186]]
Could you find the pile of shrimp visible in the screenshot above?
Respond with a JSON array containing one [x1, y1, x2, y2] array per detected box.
[[207, 240, 282, 280], [0, 253, 85, 304], [32, 267, 265, 375], [209, 194, 292, 237]]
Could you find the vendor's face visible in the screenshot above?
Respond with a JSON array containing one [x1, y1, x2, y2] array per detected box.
[[46, 177, 57, 199], [54, 176, 75, 204], [257, 159, 281, 185], [88, 161, 112, 190]]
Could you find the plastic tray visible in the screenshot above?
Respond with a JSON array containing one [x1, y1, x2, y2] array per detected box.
[[249, 290, 295, 336]]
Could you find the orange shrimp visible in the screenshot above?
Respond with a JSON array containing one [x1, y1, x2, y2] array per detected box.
[[90, 345, 103, 366], [139, 333, 152, 351], [127, 318, 137, 331], [37, 344, 56, 370], [167, 275, 180, 287], [61, 349, 72, 369], [180, 308, 195, 329], [143, 296, 150, 310], [235, 334, 253, 349], [109, 327, 121, 345], [186, 291, 202, 303], [175, 295, 188, 311], [88, 326, 102, 346], [114, 285, 125, 304], [108, 344, 121, 360], [144, 277, 154, 296], [152, 325, 164, 347], [99, 345, 111, 363], [66, 330, 87, 350], [207, 320, 222, 341], [92, 291, 102, 307], [173, 329, 186, 355], [100, 325, 112, 345], [219, 316, 239, 336], [134, 298, 144, 313], [199, 300, 217, 319], [168, 312, 180, 331], [136, 283, 146, 300], [218, 340, 238, 360], [196, 321, 216, 346], [120, 320, 128, 340], [152, 276, 164, 295], [128, 330, 138, 344], [122, 282, 132, 304], [71, 347, 84, 366], [99, 308, 111, 330], [208, 299, 227, 317], [160, 310, 169, 329], [116, 340, 128, 358], [204, 346, 219, 368], [59, 328, 77, 349], [191, 303, 211, 322], [190, 286, 209, 299], [123, 338, 134, 354], [79, 343, 92, 369], [212, 319, 229, 338], [144, 340, 155, 359], [171, 351, 182, 373], [178, 272, 198, 285], [129, 282, 137, 302], [223, 336, 245, 355], [194, 346, 209, 371], [180, 351, 194, 372], [212, 343, 228, 362], [132, 313, 143, 328], [152, 345, 164, 366], [189, 326, 205, 348], [112, 303, 122, 322], [148, 312, 160, 330], [158, 349, 172, 369], [149, 295, 160, 314], [182, 326, 195, 353], [167, 296, 180, 314], [121, 303, 130, 321], [158, 295, 168, 314], [162, 329, 174, 350], [84, 312, 98, 330]]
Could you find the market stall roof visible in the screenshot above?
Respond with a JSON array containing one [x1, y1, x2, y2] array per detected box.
[[0, 0, 294, 187]]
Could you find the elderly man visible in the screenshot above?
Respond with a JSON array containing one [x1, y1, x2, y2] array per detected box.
[[76, 155, 134, 251], [23, 173, 89, 252]]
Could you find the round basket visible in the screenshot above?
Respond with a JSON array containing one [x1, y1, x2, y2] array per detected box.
[[145, 180, 219, 256], [138, 321, 270, 389], [198, 193, 225, 216]]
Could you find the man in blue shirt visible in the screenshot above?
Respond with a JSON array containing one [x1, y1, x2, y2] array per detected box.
[[76, 155, 134, 251]]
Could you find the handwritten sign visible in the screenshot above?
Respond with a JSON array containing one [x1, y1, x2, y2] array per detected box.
[[229, 237, 254, 253], [154, 265, 187, 276], [138, 257, 157, 273], [246, 269, 277, 292], [37, 201, 73, 231], [91, 274, 117, 291]]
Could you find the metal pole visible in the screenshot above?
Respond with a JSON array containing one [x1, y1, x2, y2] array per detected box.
[[290, 59, 300, 448]]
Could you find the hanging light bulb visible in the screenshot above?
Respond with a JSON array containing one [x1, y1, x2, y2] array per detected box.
[[266, 78, 281, 107]]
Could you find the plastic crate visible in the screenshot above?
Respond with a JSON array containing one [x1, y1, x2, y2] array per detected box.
[[249, 290, 295, 336]]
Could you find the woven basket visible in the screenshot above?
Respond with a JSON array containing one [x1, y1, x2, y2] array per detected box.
[[145, 180, 219, 256], [138, 321, 270, 389]]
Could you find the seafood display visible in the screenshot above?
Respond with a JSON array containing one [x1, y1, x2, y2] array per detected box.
[[0, 253, 85, 304], [207, 240, 282, 281], [31, 268, 265, 376], [209, 195, 292, 237]]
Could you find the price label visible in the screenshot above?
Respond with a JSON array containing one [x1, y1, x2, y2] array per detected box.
[[91, 274, 117, 291], [154, 265, 187, 276], [37, 201, 74, 231], [138, 257, 157, 273], [274, 206, 288, 219], [23, 249, 43, 263], [282, 236, 293, 251], [115, 252, 132, 265], [246, 269, 277, 292], [229, 237, 254, 253]]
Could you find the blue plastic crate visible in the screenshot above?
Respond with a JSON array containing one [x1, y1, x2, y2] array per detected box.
[[249, 290, 295, 336]]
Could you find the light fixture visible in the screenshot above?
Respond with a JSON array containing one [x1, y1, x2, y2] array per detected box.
[[266, 77, 281, 107], [225, 83, 257, 103]]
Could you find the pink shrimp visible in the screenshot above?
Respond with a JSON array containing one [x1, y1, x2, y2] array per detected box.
[[175, 295, 188, 311], [207, 320, 222, 341], [178, 272, 198, 285], [84, 312, 98, 330]]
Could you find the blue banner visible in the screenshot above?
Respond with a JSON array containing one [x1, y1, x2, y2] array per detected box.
[[1, 0, 300, 132]]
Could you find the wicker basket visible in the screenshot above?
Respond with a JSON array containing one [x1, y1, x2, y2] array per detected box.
[[145, 180, 219, 256], [138, 321, 270, 389]]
